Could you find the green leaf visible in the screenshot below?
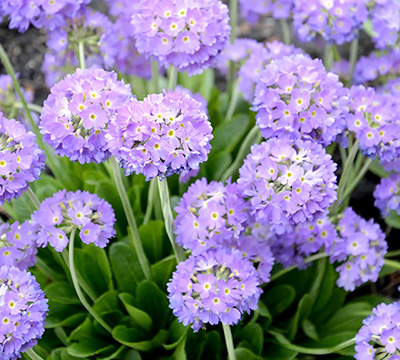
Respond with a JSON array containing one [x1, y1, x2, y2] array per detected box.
[[164, 320, 188, 350], [45, 301, 86, 329], [302, 319, 319, 341], [119, 293, 153, 331], [237, 323, 263, 356], [363, 18, 378, 37], [311, 262, 336, 313], [369, 158, 389, 178], [206, 152, 232, 181], [287, 293, 314, 340], [58, 348, 88, 360], [93, 290, 124, 326], [45, 282, 80, 305], [385, 210, 400, 229], [311, 288, 347, 325], [202, 330, 223, 360], [110, 242, 145, 295], [234, 347, 263, 360], [112, 326, 168, 351], [139, 220, 168, 263], [263, 343, 298, 360], [151, 255, 177, 289], [262, 285, 296, 316]]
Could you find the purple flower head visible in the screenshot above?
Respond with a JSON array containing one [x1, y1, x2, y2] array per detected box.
[[31, 189, 116, 252], [355, 301, 400, 359], [347, 85, 400, 162], [324, 207, 387, 292], [239, 41, 302, 102], [238, 138, 337, 233], [174, 178, 248, 255], [0, 265, 48, 359], [0, 221, 38, 270], [131, 0, 231, 76], [378, 77, 400, 101], [1, 0, 89, 32], [239, 0, 294, 24], [107, 90, 213, 180], [0, 114, 45, 204], [374, 173, 400, 217], [40, 68, 131, 164], [167, 247, 262, 331], [293, 0, 368, 44], [254, 54, 349, 146]]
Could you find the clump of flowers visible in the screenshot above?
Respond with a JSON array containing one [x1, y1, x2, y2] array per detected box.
[[174, 178, 248, 255], [238, 138, 337, 233], [131, 0, 231, 76], [0, 113, 45, 204], [40, 68, 131, 164], [240, 41, 302, 102], [355, 301, 400, 359], [374, 173, 400, 217], [324, 207, 387, 292], [31, 190, 116, 252], [0, 0, 88, 32], [0, 265, 48, 359], [347, 85, 400, 162], [293, 0, 368, 45], [378, 77, 400, 100], [0, 221, 38, 270], [107, 90, 213, 180], [239, 0, 294, 24], [167, 247, 262, 331], [253, 54, 349, 146]]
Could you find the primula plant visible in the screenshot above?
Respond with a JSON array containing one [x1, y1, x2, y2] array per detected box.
[[2, 0, 400, 359]]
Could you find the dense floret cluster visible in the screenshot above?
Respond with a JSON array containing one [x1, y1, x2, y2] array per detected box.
[[107, 90, 213, 180], [253, 54, 349, 145], [374, 173, 400, 217], [131, 0, 231, 75], [0, 265, 48, 359], [40, 68, 131, 164], [167, 247, 262, 331], [238, 0, 294, 24], [31, 190, 116, 252]]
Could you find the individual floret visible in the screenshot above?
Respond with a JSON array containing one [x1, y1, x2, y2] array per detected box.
[[31, 189, 116, 252], [239, 0, 294, 24], [374, 173, 400, 217], [167, 247, 262, 331]]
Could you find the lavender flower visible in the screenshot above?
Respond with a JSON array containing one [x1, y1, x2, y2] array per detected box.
[[0, 265, 48, 359], [240, 41, 302, 102], [107, 90, 213, 180], [167, 247, 262, 331], [0, 114, 45, 204], [355, 301, 400, 359], [347, 85, 400, 162], [237, 138, 337, 233], [293, 0, 368, 45], [131, 0, 231, 76], [239, 0, 294, 24], [324, 208, 387, 292], [0, 0, 88, 32], [253, 54, 349, 146], [0, 221, 38, 270], [40, 68, 131, 164], [31, 189, 116, 252], [374, 173, 400, 217]]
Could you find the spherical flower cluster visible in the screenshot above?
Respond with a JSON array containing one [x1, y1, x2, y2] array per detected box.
[[0, 114, 45, 204], [0, 265, 48, 359], [175, 86, 208, 115], [239, 0, 294, 24], [40, 68, 131, 164], [374, 173, 400, 217], [270, 217, 335, 269], [324, 208, 387, 292], [239, 41, 302, 102], [131, 0, 231, 76], [237, 138, 337, 233], [167, 247, 262, 331], [31, 189, 116, 252], [378, 77, 400, 101], [253, 54, 349, 146], [369, 0, 400, 50], [347, 85, 400, 162], [293, 0, 368, 45], [107, 90, 213, 180], [355, 301, 400, 359], [0, 221, 38, 270], [0, 0, 88, 32]]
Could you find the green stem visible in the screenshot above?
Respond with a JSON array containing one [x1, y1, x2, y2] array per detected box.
[[151, 61, 160, 93], [78, 41, 86, 69], [220, 125, 261, 182], [157, 178, 185, 263], [386, 249, 400, 258], [342, 158, 372, 201], [222, 324, 237, 360], [69, 229, 112, 333], [143, 178, 157, 225], [109, 157, 152, 280], [36, 256, 63, 282], [280, 19, 291, 45], [224, 78, 239, 122], [26, 187, 40, 209], [15, 102, 43, 114], [25, 348, 45, 360], [347, 36, 359, 87], [229, 0, 238, 43], [323, 44, 334, 71], [168, 66, 178, 91], [54, 327, 69, 346], [384, 259, 400, 271]]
